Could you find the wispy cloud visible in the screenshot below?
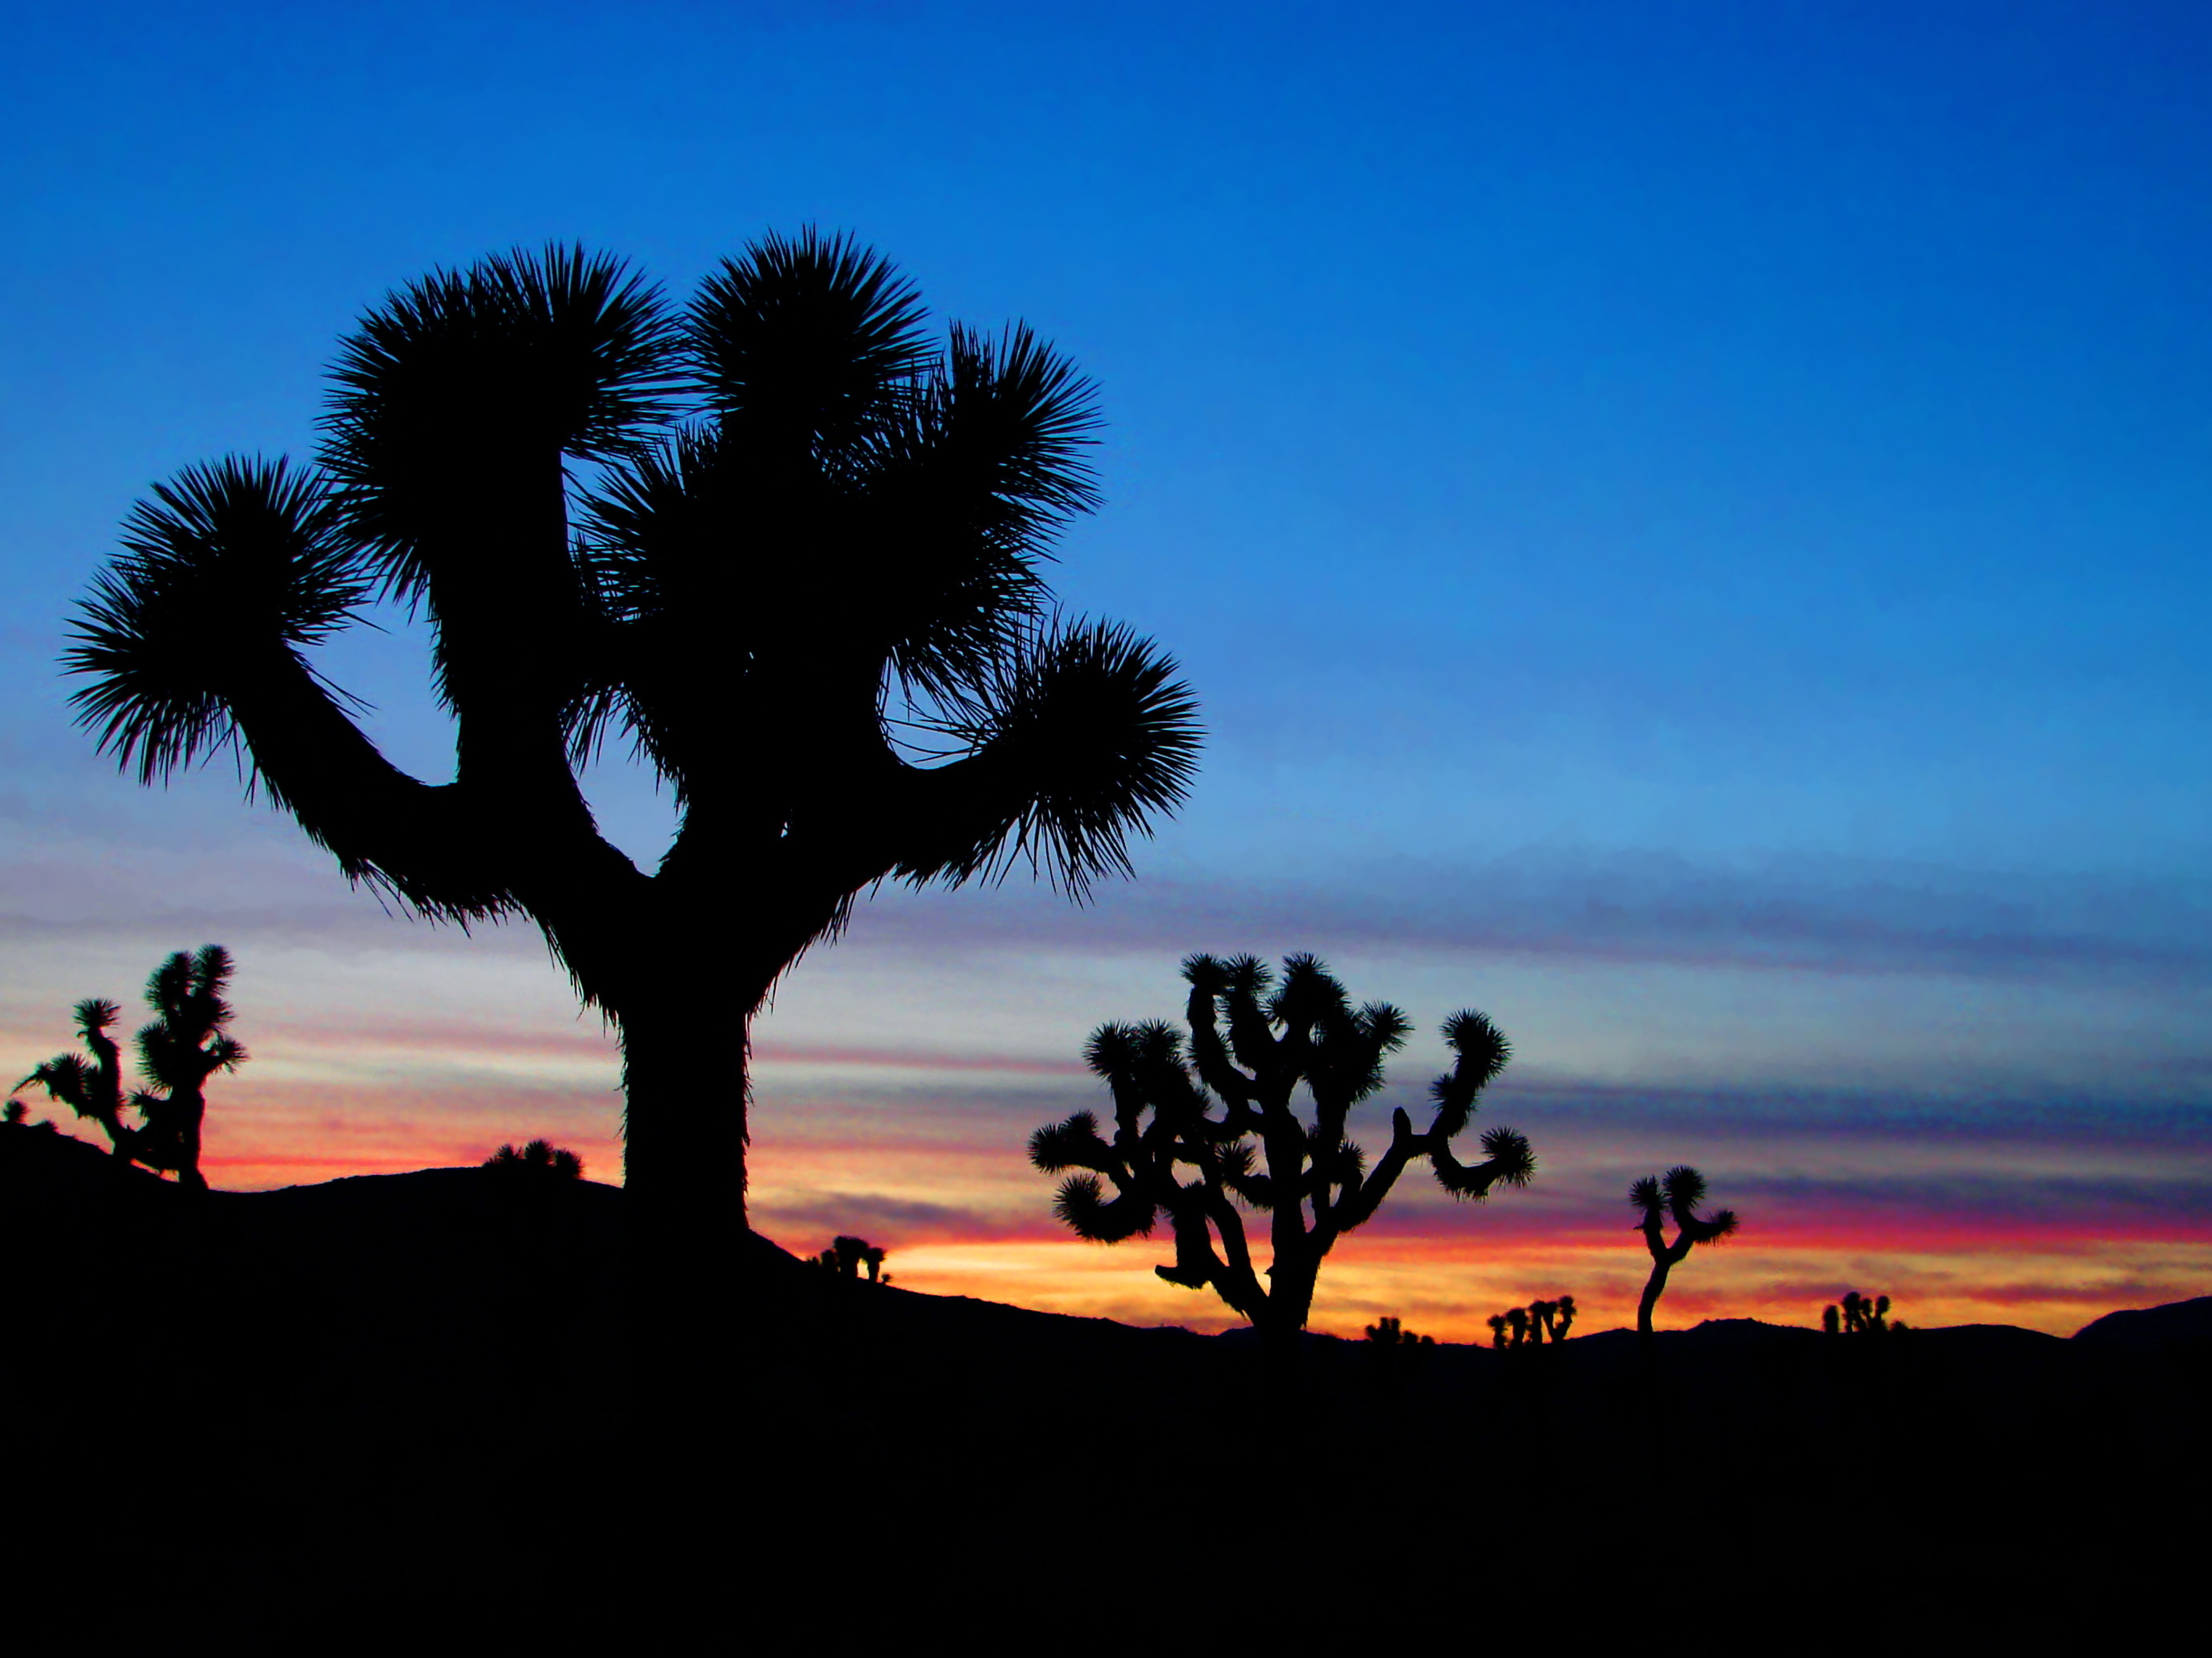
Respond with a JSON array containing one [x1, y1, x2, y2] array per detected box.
[[834, 849, 2212, 989]]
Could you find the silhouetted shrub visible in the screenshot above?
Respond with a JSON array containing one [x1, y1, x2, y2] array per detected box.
[[1488, 1294, 1577, 1349], [13, 947, 245, 1188], [1823, 1290, 1908, 1335], [484, 1139, 584, 1180], [1630, 1166, 1737, 1336], [1030, 952, 1534, 1352]]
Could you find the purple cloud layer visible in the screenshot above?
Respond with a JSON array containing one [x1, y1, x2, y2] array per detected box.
[[838, 850, 2212, 988]]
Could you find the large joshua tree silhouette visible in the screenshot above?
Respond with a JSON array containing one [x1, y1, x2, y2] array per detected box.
[[1030, 953, 1534, 1350], [63, 233, 1200, 1237], [1630, 1165, 1738, 1336], [15, 946, 246, 1189]]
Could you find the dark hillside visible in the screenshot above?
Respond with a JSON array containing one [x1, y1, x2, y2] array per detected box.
[[1, 1127, 2200, 1637]]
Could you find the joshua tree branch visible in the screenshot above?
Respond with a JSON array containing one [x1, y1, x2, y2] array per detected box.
[[1324, 1107, 1425, 1235], [219, 650, 515, 917]]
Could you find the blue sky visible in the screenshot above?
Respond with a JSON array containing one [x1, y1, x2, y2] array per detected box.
[[2, 1, 2206, 1331]]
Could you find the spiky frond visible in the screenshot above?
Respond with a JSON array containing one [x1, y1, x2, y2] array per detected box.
[[1217, 1141, 1275, 1209], [1051, 1173, 1155, 1242], [322, 245, 680, 592], [1657, 1166, 1736, 1244], [1628, 1175, 1665, 1217], [1180, 953, 1229, 996], [1270, 953, 1347, 1030], [1083, 1023, 1141, 1080], [1028, 1111, 1115, 1173], [1355, 1001, 1413, 1054], [1432, 1125, 1535, 1200], [1684, 1206, 1739, 1247], [1428, 1008, 1512, 1138], [16, 1056, 95, 1115], [689, 227, 931, 450], [144, 945, 234, 1036], [72, 998, 121, 1038], [64, 457, 371, 784], [918, 618, 1201, 898], [1221, 955, 1270, 1000], [856, 323, 1097, 707], [1663, 1165, 1709, 1211], [146, 950, 195, 1018]]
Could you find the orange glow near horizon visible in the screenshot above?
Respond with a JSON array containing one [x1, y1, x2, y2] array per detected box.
[[9, 995, 2205, 1344]]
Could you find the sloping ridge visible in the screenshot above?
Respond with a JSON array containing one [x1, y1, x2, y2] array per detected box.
[[2075, 1293, 2212, 1348]]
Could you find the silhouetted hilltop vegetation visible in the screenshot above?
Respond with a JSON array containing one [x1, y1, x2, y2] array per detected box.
[[0, 1127, 2198, 1638]]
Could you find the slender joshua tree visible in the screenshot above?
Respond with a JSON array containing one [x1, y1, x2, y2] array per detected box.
[[63, 233, 1201, 1244], [1630, 1165, 1738, 1336]]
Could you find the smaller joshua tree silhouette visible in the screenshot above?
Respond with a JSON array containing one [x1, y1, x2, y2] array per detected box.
[[1630, 1167, 1738, 1336], [15, 998, 132, 1158], [1030, 953, 1534, 1354], [1364, 1315, 1436, 1348], [485, 1139, 585, 1179], [1823, 1290, 1907, 1336], [14, 947, 246, 1188], [1487, 1294, 1577, 1349], [812, 1235, 891, 1283]]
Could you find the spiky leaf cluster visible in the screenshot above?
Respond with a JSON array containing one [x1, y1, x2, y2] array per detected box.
[[65, 459, 369, 784], [1630, 1165, 1739, 1259], [485, 1139, 585, 1180]]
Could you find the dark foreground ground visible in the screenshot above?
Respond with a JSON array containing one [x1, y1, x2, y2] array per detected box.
[[4, 1128, 2205, 1642]]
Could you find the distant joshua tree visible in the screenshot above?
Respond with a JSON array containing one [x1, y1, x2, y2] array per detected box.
[[14, 997, 132, 1158], [1029, 953, 1535, 1354], [811, 1235, 889, 1283], [1630, 1166, 1738, 1336], [1824, 1290, 1907, 1336], [1364, 1315, 1436, 1349], [485, 1139, 585, 1179], [1487, 1294, 1577, 1350], [3, 1098, 28, 1125], [14, 946, 245, 1188]]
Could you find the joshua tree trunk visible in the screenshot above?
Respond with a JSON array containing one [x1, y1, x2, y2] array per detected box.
[[559, 900, 769, 1238], [615, 1002, 744, 1228], [174, 1090, 209, 1192], [1637, 1258, 1673, 1337]]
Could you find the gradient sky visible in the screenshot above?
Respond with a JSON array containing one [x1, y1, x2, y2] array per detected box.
[[3, 1, 2207, 1338]]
